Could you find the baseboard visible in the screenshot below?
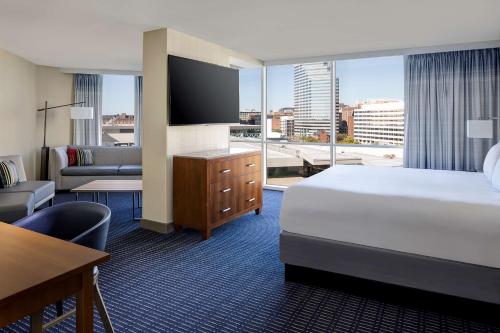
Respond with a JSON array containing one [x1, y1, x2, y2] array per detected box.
[[140, 218, 174, 234]]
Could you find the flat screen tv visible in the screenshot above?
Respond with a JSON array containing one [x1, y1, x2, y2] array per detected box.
[[168, 55, 239, 125]]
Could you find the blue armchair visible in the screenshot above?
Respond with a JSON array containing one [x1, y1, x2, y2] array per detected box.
[[14, 201, 114, 333]]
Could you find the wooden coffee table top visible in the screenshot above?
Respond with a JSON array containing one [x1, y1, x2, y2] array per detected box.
[[71, 180, 142, 192]]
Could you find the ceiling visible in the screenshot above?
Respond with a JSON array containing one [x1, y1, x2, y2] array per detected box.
[[0, 0, 499, 71]]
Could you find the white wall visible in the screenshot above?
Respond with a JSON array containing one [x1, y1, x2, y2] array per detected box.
[[0, 48, 73, 179], [0, 48, 37, 179]]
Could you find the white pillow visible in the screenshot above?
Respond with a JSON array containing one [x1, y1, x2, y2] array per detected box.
[[483, 142, 500, 181], [491, 158, 500, 190]]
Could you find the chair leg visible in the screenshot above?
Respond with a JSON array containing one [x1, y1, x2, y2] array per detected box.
[[56, 300, 63, 316], [30, 310, 43, 333], [94, 281, 115, 333]]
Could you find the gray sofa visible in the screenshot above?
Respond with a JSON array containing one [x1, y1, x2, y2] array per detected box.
[[50, 146, 142, 190], [0, 155, 55, 223]]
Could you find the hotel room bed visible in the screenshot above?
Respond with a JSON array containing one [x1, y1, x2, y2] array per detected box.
[[279, 165, 500, 304]]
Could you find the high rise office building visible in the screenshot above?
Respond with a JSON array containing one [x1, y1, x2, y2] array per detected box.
[[353, 100, 405, 145], [293, 62, 339, 137]]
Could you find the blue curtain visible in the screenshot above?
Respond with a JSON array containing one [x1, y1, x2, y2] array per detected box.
[[73, 74, 103, 145], [404, 48, 500, 171], [134, 76, 143, 146]]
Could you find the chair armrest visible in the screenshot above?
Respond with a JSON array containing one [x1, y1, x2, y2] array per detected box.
[[49, 147, 68, 181]]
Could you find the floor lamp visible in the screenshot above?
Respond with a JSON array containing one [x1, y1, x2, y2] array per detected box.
[[37, 101, 93, 180]]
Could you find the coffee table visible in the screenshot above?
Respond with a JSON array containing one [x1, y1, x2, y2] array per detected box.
[[71, 180, 142, 221]]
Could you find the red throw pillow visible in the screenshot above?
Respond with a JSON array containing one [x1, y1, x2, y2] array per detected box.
[[67, 147, 77, 166]]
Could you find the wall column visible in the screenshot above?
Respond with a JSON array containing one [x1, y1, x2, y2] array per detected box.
[[141, 28, 170, 233]]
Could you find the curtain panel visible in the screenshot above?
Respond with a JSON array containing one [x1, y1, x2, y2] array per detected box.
[[134, 76, 143, 146], [404, 48, 500, 171], [73, 74, 103, 145]]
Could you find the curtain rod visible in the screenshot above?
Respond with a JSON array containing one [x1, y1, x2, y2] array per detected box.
[[59, 68, 142, 76]]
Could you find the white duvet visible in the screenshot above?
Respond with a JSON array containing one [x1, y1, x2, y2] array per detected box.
[[280, 165, 500, 268]]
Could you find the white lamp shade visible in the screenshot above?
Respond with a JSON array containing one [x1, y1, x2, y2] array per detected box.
[[467, 120, 493, 139], [70, 107, 94, 120]]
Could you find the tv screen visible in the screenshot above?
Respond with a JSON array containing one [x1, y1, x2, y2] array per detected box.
[[168, 55, 239, 125]]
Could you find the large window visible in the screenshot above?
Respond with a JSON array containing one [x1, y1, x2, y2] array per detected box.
[[230, 67, 262, 142], [265, 63, 333, 186], [230, 56, 405, 188], [336, 56, 404, 166], [101, 75, 135, 146], [267, 63, 333, 143]]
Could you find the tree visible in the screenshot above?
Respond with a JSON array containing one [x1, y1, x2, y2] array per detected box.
[[338, 135, 359, 144]]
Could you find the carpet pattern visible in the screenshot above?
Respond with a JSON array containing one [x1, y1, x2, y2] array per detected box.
[[2, 190, 500, 333]]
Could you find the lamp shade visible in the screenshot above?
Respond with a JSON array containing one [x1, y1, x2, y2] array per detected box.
[[467, 120, 493, 139], [70, 107, 94, 120]]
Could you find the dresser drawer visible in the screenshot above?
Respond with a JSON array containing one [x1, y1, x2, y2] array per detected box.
[[210, 195, 237, 223], [209, 154, 260, 182], [210, 178, 234, 203], [209, 158, 239, 183], [238, 188, 262, 211], [235, 172, 261, 194], [237, 155, 261, 175]]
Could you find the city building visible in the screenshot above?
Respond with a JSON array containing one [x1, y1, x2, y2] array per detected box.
[[340, 105, 356, 137], [271, 107, 294, 132], [239, 108, 261, 125], [293, 63, 339, 138], [101, 113, 135, 146], [280, 115, 295, 138], [353, 100, 405, 145]]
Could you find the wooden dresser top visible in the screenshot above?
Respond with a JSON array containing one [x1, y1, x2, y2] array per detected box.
[[174, 148, 260, 160]]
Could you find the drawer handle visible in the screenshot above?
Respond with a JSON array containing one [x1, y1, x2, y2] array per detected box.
[[246, 163, 256, 167], [247, 197, 256, 202], [221, 169, 231, 174], [221, 207, 231, 213], [221, 188, 231, 193], [247, 180, 256, 185]]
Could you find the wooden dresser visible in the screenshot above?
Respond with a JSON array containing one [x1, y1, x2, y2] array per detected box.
[[173, 148, 262, 240]]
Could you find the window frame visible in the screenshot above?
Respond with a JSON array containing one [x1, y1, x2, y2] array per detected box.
[[230, 57, 405, 190]]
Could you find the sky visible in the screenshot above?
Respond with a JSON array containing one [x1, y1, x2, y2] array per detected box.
[[240, 56, 404, 112], [102, 74, 135, 115]]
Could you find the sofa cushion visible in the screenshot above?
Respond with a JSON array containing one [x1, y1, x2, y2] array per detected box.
[[76, 148, 94, 166], [71, 146, 141, 165], [67, 147, 77, 166], [61, 165, 120, 176], [0, 160, 20, 188], [0, 192, 34, 223], [0, 181, 55, 204], [118, 165, 142, 176]]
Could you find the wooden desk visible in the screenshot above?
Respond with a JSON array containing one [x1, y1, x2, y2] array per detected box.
[[0, 222, 109, 332]]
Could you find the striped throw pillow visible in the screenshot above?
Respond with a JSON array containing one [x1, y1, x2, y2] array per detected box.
[[76, 148, 94, 166], [0, 160, 19, 188]]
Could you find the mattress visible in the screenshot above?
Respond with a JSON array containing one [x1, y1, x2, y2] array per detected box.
[[280, 165, 500, 269]]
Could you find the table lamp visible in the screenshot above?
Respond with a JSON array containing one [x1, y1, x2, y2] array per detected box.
[[466, 120, 493, 139]]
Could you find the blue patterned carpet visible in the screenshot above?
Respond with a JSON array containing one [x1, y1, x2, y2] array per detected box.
[[2, 190, 500, 333]]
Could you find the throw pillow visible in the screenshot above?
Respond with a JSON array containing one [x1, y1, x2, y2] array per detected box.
[[76, 148, 94, 166], [67, 147, 77, 166], [0, 160, 19, 188], [483, 142, 500, 181]]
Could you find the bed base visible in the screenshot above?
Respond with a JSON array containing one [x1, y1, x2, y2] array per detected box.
[[280, 231, 500, 323]]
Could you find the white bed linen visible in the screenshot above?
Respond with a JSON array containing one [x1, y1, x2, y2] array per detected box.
[[280, 165, 500, 269]]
